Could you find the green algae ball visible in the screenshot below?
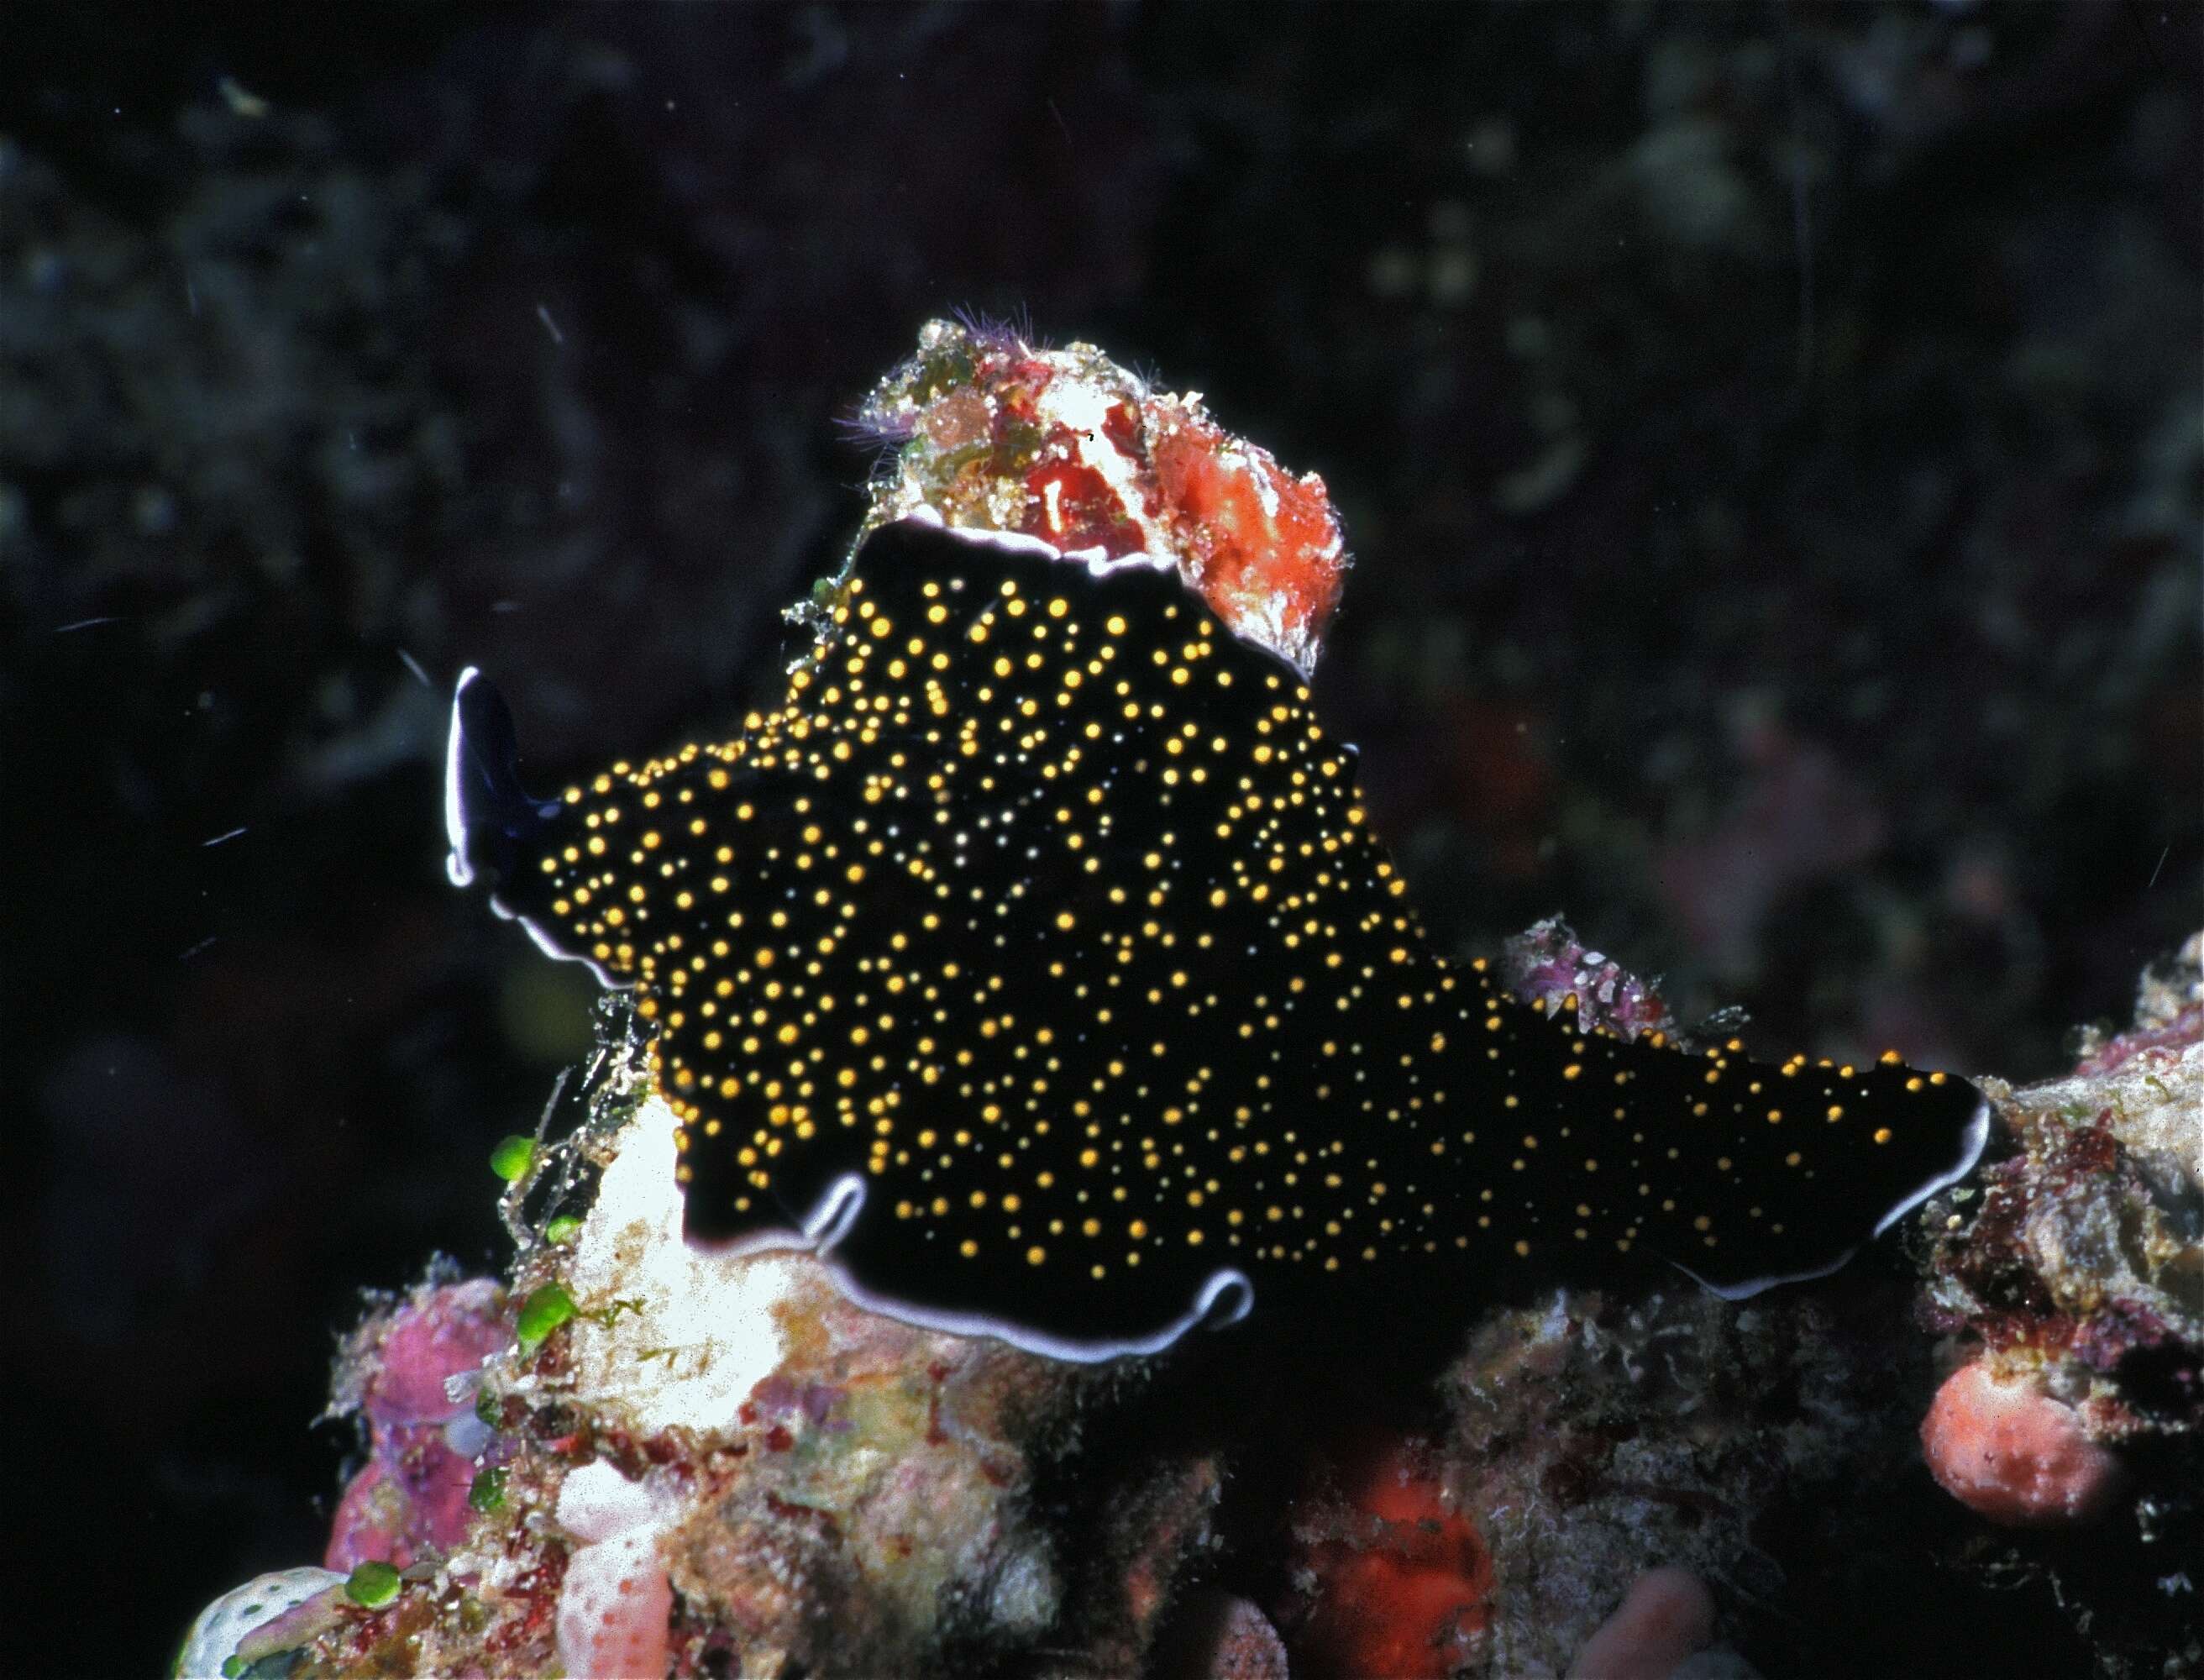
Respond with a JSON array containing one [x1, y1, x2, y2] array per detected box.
[[344, 1561, 401, 1609], [543, 1213, 583, 1245], [468, 1465, 507, 1513], [489, 1135, 536, 1182], [516, 1284, 576, 1352]]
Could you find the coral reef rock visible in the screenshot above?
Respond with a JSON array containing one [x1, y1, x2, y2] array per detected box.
[[1913, 929, 2204, 1676], [194, 1057, 1217, 1678], [1433, 1288, 1893, 1677], [858, 317, 1348, 676], [1921, 929, 2202, 1453]]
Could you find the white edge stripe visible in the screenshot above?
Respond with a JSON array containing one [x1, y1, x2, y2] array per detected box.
[[446, 664, 632, 991], [1674, 1093, 1992, 1301], [443, 665, 480, 888], [897, 501, 1177, 580], [802, 1173, 867, 1251], [696, 1171, 1253, 1363], [498, 900, 630, 991], [893, 511, 1308, 686], [1873, 1094, 1993, 1236], [1670, 1243, 1861, 1303]]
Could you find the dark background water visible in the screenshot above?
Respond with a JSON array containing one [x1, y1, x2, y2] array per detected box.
[[3, 4, 2196, 1674]]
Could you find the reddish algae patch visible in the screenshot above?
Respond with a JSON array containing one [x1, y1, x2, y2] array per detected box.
[[1295, 1441, 1493, 1680], [859, 317, 1347, 675]]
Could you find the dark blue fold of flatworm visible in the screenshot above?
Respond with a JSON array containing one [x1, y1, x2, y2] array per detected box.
[[448, 517, 1988, 1361]]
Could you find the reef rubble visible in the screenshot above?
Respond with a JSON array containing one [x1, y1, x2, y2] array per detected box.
[[1919, 929, 2203, 1456], [1909, 930, 2204, 1673]]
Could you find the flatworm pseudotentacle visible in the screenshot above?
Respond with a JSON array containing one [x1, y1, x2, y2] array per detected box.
[[448, 518, 1988, 1360]]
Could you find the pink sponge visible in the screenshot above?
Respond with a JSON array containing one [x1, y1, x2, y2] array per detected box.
[[557, 1530, 672, 1680], [554, 1460, 675, 1679], [325, 1278, 514, 1572], [1920, 1362, 2128, 1526]]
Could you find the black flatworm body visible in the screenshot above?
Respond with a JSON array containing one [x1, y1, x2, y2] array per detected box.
[[448, 517, 1987, 1359]]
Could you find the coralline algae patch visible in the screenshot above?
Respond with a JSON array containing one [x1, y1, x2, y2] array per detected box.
[[1908, 923, 2202, 1612], [554, 1461, 678, 1680], [1561, 1569, 1719, 1680], [1918, 929, 2203, 1462], [858, 317, 1347, 676], [323, 1276, 514, 1573]]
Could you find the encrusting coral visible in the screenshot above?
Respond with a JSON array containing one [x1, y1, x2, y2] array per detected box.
[[1908, 932, 2204, 1670], [1920, 930, 2203, 1456]]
